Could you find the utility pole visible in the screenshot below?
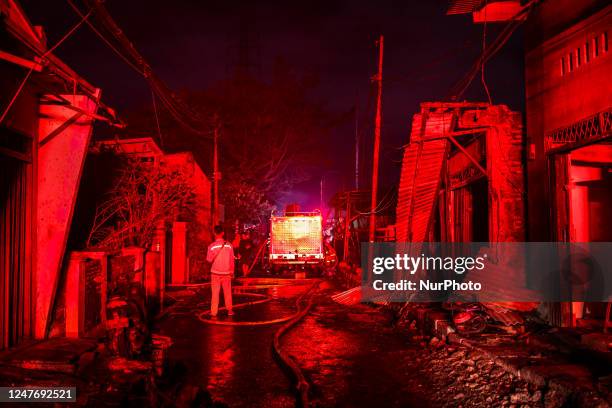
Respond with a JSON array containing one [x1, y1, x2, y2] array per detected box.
[[355, 94, 359, 190], [320, 177, 324, 211], [213, 119, 220, 226], [343, 192, 351, 262], [369, 35, 384, 242]]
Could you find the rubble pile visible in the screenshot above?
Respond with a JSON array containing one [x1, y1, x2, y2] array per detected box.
[[415, 345, 546, 407]]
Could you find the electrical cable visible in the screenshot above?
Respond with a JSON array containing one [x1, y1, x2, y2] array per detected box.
[[86, 0, 212, 137], [3, 4, 122, 126], [450, 21, 518, 99], [151, 88, 164, 148], [448, 0, 538, 100], [66, 0, 142, 73], [480, 0, 492, 105], [43, 8, 93, 57], [66, 0, 213, 138], [0, 67, 33, 125], [0, 6, 93, 126], [355, 187, 397, 215], [358, 193, 395, 216]]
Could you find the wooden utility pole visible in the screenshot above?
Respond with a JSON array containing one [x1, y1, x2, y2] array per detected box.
[[355, 94, 359, 190], [343, 192, 351, 262], [369, 35, 384, 242], [320, 177, 324, 211], [213, 121, 220, 225]]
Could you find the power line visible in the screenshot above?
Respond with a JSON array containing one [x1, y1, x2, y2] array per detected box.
[[357, 186, 397, 215], [480, 0, 492, 105], [151, 89, 164, 148], [0, 67, 33, 125], [43, 8, 92, 57], [66, 0, 141, 73], [1, 8, 93, 125], [67, 0, 213, 138], [448, 0, 538, 100]]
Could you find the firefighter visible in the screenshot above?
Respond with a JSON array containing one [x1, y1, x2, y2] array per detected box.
[[238, 231, 255, 277], [206, 225, 235, 317]]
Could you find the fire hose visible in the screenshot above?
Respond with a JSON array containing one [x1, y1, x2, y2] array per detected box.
[[272, 282, 319, 408], [246, 239, 268, 275], [197, 279, 320, 407], [197, 280, 316, 326]]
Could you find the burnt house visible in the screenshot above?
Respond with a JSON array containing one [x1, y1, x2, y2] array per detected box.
[[0, 0, 118, 348], [525, 1, 611, 327], [430, 0, 612, 329], [395, 103, 524, 244]]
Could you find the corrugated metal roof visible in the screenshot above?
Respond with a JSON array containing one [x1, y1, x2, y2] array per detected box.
[[447, 0, 484, 15], [483, 304, 525, 326], [395, 111, 452, 247]]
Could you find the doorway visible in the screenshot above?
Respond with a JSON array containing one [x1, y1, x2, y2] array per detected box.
[[0, 154, 30, 349]]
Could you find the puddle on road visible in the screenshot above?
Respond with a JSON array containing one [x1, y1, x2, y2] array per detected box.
[[158, 279, 314, 407]]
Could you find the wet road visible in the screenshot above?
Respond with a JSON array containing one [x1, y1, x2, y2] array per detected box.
[[155, 278, 544, 407], [157, 279, 313, 407], [156, 278, 432, 407], [282, 294, 431, 407]]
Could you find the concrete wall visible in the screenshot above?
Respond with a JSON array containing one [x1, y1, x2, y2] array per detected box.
[[162, 152, 212, 283], [456, 105, 525, 243], [525, 0, 609, 52], [35, 94, 99, 338], [525, 5, 611, 240]]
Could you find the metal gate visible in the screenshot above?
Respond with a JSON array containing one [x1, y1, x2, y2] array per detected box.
[[0, 153, 30, 349]]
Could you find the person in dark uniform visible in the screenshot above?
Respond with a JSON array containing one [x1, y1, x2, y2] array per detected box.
[[238, 231, 255, 277]]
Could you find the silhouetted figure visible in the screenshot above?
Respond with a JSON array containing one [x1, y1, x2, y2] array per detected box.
[[238, 231, 254, 276], [206, 225, 235, 317]]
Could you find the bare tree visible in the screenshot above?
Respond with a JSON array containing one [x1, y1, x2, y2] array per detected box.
[[124, 59, 347, 225], [87, 158, 195, 250]]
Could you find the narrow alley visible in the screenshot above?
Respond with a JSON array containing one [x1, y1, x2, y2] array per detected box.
[[1, 1, 611, 407], [155, 277, 609, 407]]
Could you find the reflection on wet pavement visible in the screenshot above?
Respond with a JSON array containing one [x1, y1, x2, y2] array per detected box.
[[157, 280, 312, 407], [282, 293, 431, 407], [158, 279, 435, 407]]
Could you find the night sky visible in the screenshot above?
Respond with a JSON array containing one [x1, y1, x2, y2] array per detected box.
[[20, 0, 525, 211]]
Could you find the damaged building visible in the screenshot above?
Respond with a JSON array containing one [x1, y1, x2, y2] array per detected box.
[[525, 0, 611, 329], [0, 1, 213, 353], [394, 0, 611, 333], [0, 0, 119, 348]]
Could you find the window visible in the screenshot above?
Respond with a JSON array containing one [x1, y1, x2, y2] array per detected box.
[[585, 41, 590, 62], [560, 56, 565, 75], [559, 32, 607, 77]]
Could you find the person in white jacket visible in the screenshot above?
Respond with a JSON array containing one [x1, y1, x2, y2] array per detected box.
[[206, 225, 235, 317]]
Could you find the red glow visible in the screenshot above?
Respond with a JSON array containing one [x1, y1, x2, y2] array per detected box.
[[35, 94, 98, 338], [270, 215, 323, 258]]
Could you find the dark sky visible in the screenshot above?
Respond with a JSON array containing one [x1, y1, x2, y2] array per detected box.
[[20, 0, 525, 211]]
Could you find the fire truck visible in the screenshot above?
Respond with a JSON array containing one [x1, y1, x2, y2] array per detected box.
[[268, 210, 325, 275]]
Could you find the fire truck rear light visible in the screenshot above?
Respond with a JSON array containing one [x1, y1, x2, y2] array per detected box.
[[270, 215, 322, 255]]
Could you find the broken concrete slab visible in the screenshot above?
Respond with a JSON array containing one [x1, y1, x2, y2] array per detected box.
[[581, 333, 612, 353], [0, 338, 98, 374]]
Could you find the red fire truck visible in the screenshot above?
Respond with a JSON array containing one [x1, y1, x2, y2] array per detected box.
[[268, 210, 324, 274]]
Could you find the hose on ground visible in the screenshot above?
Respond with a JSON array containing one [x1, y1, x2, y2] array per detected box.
[[272, 282, 319, 408], [195, 278, 320, 406], [197, 281, 312, 326]]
